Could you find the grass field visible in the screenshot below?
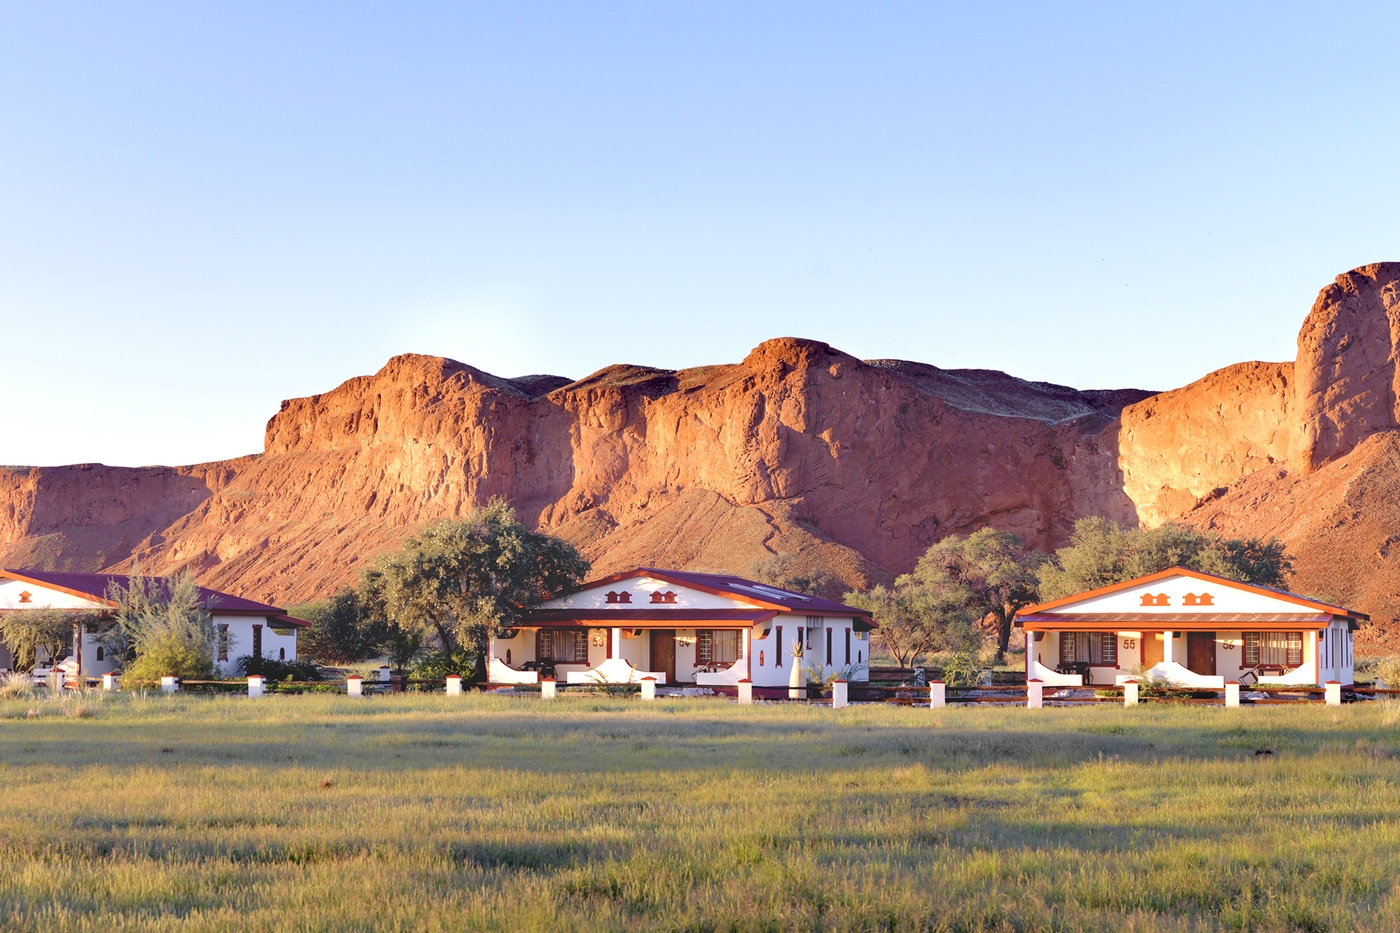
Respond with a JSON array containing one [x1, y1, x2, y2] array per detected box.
[[1, 692, 1399, 932]]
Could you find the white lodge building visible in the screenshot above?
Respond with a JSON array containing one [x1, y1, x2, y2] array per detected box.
[[488, 568, 876, 697], [0, 569, 306, 680], [1016, 567, 1365, 689]]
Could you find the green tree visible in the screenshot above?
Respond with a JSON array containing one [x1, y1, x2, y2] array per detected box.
[[747, 553, 840, 599], [370, 499, 590, 678], [0, 609, 88, 671], [291, 587, 390, 664], [101, 570, 217, 681], [901, 528, 1048, 663], [1036, 517, 1293, 601], [843, 583, 980, 668]]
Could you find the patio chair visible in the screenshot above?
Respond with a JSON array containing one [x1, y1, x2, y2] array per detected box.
[[1238, 669, 1259, 688]]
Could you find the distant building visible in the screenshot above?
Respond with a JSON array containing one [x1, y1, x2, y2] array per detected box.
[[488, 568, 876, 697], [0, 569, 307, 680], [1015, 567, 1364, 688]]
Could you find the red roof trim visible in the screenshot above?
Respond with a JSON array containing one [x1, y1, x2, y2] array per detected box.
[[1, 568, 288, 616], [571, 566, 872, 618], [1014, 567, 1366, 620]]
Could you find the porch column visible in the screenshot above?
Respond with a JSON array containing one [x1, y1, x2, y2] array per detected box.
[[611, 628, 621, 660], [743, 628, 751, 681], [1162, 631, 1176, 666], [1308, 630, 1319, 684]]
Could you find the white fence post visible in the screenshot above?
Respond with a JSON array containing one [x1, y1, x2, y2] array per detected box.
[[346, 675, 363, 697], [102, 673, 119, 692], [445, 675, 462, 696], [160, 676, 179, 695], [1027, 679, 1043, 710], [1325, 681, 1342, 706], [640, 677, 657, 700], [1225, 682, 1240, 708], [737, 680, 753, 704], [832, 680, 848, 709], [930, 681, 945, 708], [541, 677, 557, 700], [379, 665, 391, 683], [247, 675, 265, 699], [1123, 682, 1139, 707]]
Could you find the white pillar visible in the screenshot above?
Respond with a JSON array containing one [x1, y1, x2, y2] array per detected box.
[[445, 675, 463, 696], [102, 673, 119, 692], [611, 628, 621, 659], [930, 681, 945, 708], [1325, 681, 1342, 706], [247, 675, 265, 699], [1027, 679, 1043, 709], [541, 677, 557, 700], [1225, 682, 1240, 708], [737, 680, 753, 704], [160, 676, 179, 694], [832, 680, 848, 709], [379, 665, 391, 683], [347, 675, 363, 697], [1123, 681, 1139, 706], [640, 676, 656, 700], [1162, 631, 1176, 666]]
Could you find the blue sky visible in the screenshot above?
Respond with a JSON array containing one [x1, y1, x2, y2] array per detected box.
[[3, 2, 1398, 467]]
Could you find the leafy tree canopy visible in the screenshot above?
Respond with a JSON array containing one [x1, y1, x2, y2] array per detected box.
[[366, 499, 590, 673], [291, 588, 390, 664], [843, 583, 981, 669], [900, 528, 1048, 661], [1036, 517, 1293, 601], [101, 570, 217, 680]]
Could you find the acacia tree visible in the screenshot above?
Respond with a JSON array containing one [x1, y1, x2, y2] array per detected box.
[[901, 529, 1048, 662], [1036, 517, 1293, 600], [292, 588, 390, 664], [843, 583, 980, 668], [0, 609, 87, 671], [368, 499, 590, 678], [101, 570, 217, 681]]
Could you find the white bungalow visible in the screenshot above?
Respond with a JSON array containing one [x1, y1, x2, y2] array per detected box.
[[488, 568, 876, 696], [0, 568, 307, 681], [1015, 567, 1365, 689]]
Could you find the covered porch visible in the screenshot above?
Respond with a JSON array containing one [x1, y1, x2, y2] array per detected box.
[[489, 611, 770, 686]]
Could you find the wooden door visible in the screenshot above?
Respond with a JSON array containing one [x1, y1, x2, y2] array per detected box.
[[650, 630, 676, 684], [1142, 633, 1164, 668], [1187, 632, 1216, 675]]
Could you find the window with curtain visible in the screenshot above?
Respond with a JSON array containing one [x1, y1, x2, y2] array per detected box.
[[1058, 632, 1117, 665], [697, 630, 740, 665], [1243, 632, 1302, 668], [536, 629, 589, 663]]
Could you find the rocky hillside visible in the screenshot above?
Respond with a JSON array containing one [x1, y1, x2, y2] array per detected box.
[[2, 262, 1397, 651], [0, 342, 1148, 604]]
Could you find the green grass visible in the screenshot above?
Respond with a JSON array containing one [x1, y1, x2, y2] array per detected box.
[[1, 692, 1399, 932]]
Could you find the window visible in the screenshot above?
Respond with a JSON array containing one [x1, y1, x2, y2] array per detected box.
[[825, 628, 832, 666], [537, 629, 589, 663], [845, 628, 851, 665], [95, 647, 104, 662], [697, 630, 740, 665], [1182, 592, 1214, 606], [1244, 632, 1302, 668], [252, 624, 263, 659], [217, 624, 230, 662], [1138, 593, 1170, 606], [1058, 632, 1117, 665], [605, 591, 632, 604], [775, 626, 782, 667], [649, 591, 677, 604], [17, 590, 31, 604]]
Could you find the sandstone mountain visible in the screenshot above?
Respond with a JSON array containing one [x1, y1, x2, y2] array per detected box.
[[2, 262, 1397, 651]]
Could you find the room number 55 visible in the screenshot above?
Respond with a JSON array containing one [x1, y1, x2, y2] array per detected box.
[[1122, 639, 1137, 650]]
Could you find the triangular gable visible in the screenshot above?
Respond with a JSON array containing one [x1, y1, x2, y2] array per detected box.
[[1017, 567, 1364, 619], [540, 574, 758, 611], [0, 574, 111, 611]]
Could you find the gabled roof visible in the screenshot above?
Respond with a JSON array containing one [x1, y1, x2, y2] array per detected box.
[[1015, 566, 1366, 620], [0, 568, 303, 623], [579, 566, 872, 618]]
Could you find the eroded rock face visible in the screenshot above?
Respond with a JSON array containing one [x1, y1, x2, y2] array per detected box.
[[1292, 262, 1400, 472], [0, 341, 1145, 604]]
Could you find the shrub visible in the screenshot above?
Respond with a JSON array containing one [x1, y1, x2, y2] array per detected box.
[[123, 635, 215, 682], [941, 651, 991, 687], [0, 671, 35, 699], [237, 656, 322, 681], [411, 648, 476, 681]]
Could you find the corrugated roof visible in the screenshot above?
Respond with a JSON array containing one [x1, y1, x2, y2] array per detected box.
[[1, 568, 286, 616]]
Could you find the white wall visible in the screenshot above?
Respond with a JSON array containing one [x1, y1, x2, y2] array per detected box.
[[0, 578, 106, 611], [1049, 574, 1339, 615], [541, 577, 750, 610]]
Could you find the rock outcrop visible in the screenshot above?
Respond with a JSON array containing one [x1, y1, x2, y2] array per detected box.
[[0, 343, 1146, 604], [4, 262, 1399, 647]]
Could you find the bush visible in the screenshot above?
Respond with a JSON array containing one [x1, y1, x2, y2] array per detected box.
[[941, 651, 991, 687], [411, 648, 476, 681], [237, 656, 322, 681], [123, 635, 215, 682]]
